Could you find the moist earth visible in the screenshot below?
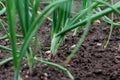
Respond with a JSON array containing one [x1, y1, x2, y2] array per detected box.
[[0, 18, 120, 80]]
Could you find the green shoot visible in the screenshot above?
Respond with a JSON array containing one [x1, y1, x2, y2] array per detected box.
[[6, 0, 18, 79], [50, 0, 72, 58], [104, 0, 114, 48], [66, 0, 93, 63]]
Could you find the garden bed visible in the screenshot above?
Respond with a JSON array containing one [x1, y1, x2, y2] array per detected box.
[[0, 0, 120, 80], [0, 17, 120, 80]]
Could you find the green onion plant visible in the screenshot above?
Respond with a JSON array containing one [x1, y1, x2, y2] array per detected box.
[[0, 0, 74, 80], [50, 0, 72, 58], [56, 0, 120, 62]]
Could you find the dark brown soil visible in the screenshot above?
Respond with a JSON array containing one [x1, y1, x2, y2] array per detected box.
[[1, 7, 120, 80], [1, 18, 120, 80]]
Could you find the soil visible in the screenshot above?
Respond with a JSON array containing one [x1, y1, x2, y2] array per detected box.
[[1, 3, 120, 80]]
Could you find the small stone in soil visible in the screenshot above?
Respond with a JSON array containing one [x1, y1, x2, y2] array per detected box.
[[71, 44, 76, 49], [96, 43, 102, 46], [25, 75, 29, 78], [27, 70, 29, 74], [45, 50, 51, 54], [5, 39, 9, 42], [94, 69, 102, 74], [41, 73, 48, 80], [43, 73, 48, 77], [23, 63, 27, 67]]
